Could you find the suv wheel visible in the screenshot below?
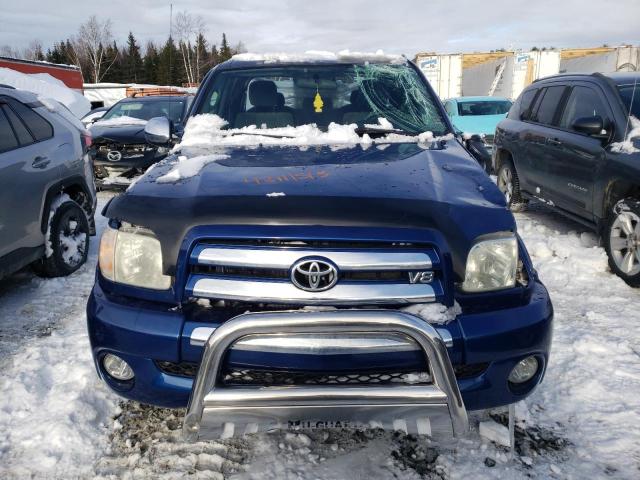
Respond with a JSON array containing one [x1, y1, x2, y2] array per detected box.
[[33, 200, 90, 277], [605, 198, 640, 287], [497, 160, 527, 212]]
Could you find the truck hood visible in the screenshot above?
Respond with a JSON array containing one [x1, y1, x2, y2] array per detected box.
[[106, 141, 515, 276]]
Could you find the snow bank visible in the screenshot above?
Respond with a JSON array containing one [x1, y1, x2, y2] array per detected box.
[[232, 49, 405, 65], [0, 67, 91, 117], [91, 115, 148, 128], [0, 196, 116, 478], [610, 115, 640, 154]]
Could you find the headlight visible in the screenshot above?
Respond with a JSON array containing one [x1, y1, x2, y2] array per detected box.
[[99, 223, 171, 290], [462, 236, 518, 292]]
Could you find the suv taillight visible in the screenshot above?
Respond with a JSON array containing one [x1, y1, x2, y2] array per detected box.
[[81, 131, 92, 152]]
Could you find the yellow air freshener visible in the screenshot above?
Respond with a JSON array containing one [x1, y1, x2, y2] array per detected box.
[[313, 91, 324, 113]]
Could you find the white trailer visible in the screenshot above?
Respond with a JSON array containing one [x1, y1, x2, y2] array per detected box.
[[560, 46, 640, 74], [414, 51, 561, 100]]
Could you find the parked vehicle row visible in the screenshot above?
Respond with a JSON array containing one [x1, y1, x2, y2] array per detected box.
[[3, 54, 638, 447]]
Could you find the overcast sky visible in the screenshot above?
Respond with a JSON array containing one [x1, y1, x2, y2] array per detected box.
[[1, 0, 639, 56]]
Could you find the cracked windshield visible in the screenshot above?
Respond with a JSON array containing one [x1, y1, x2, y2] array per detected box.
[[198, 64, 448, 135]]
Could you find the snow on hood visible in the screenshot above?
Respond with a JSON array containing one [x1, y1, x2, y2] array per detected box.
[[232, 49, 406, 65], [0, 67, 91, 117], [91, 116, 148, 128], [156, 114, 451, 183], [610, 116, 640, 154]]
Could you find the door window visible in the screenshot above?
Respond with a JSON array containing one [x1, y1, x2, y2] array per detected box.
[[6, 99, 53, 141], [2, 104, 35, 145], [559, 86, 608, 130], [0, 108, 19, 152], [515, 88, 538, 120], [531, 86, 567, 126]]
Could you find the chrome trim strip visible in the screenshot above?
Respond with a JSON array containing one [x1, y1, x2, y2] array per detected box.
[[190, 327, 454, 350], [196, 248, 433, 271], [191, 327, 217, 346], [183, 310, 468, 441], [189, 277, 436, 305], [233, 333, 419, 354], [435, 328, 454, 348]]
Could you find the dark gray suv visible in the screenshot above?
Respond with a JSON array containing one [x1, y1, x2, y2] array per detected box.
[[493, 72, 640, 286], [0, 86, 96, 279]]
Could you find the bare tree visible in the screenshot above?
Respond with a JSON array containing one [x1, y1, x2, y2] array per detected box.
[[173, 10, 205, 85], [0, 45, 19, 58], [22, 41, 45, 61], [72, 16, 117, 83]]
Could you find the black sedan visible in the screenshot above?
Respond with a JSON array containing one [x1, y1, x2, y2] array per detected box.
[[89, 95, 192, 189]]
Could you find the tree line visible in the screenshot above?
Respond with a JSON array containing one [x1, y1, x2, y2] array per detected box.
[[1, 14, 245, 86]]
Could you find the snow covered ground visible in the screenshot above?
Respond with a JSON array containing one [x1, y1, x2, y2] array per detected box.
[[1, 194, 639, 479]]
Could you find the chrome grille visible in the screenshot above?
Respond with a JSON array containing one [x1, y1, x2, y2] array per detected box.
[[185, 242, 444, 306]]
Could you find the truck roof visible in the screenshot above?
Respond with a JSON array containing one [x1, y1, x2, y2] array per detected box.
[[218, 51, 407, 70]]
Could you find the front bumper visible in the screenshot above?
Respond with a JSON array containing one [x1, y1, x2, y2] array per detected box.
[[183, 310, 468, 440], [87, 278, 553, 418]]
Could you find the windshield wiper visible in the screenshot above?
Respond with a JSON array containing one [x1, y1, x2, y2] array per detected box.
[[222, 130, 297, 139], [354, 126, 414, 138]]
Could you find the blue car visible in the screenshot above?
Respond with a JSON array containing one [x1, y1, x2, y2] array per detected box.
[[87, 54, 552, 441], [444, 96, 513, 142]]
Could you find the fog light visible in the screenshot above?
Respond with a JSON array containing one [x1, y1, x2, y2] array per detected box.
[[508, 356, 538, 384], [103, 353, 134, 381]]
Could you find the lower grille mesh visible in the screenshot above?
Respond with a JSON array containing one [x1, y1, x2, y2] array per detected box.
[[155, 361, 489, 382], [222, 368, 432, 386]]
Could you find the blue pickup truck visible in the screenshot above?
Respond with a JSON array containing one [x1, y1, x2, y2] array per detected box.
[[87, 53, 553, 441]]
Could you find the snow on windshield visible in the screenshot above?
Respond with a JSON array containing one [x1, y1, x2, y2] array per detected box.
[[91, 116, 148, 128], [177, 114, 447, 148]]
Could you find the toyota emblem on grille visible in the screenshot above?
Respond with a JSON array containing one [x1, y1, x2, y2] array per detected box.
[[107, 150, 122, 162], [290, 258, 338, 292]]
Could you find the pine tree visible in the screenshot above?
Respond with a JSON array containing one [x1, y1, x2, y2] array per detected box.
[[157, 36, 181, 85], [211, 44, 220, 66], [122, 32, 143, 83], [142, 41, 159, 84], [219, 33, 232, 62], [101, 41, 122, 83], [195, 32, 208, 83]]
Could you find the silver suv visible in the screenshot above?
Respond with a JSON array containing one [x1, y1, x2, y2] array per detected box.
[[0, 86, 96, 279]]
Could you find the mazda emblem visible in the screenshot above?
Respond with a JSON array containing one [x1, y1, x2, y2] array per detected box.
[[290, 258, 338, 292], [107, 150, 122, 162]]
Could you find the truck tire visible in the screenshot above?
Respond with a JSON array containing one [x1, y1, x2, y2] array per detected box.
[[604, 198, 640, 287], [497, 159, 527, 212], [32, 200, 90, 278]]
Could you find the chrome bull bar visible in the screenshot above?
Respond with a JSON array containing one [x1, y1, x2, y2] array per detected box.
[[183, 310, 469, 441]]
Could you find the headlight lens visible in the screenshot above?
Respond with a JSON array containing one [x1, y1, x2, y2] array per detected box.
[[99, 224, 171, 290], [462, 236, 518, 292]]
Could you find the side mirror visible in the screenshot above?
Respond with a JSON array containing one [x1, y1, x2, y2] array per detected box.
[[145, 116, 173, 146], [572, 115, 605, 136]]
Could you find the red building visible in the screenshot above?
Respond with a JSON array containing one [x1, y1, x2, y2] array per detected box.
[[0, 56, 84, 91]]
